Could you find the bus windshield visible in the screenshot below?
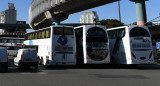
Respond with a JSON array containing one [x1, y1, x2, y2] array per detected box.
[[86, 27, 108, 61], [54, 27, 73, 35], [130, 27, 150, 37]]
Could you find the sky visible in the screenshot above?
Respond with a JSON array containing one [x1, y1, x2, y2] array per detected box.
[[0, 0, 160, 27]]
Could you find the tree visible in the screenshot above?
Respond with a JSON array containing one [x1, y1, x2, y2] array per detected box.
[[99, 19, 124, 29]]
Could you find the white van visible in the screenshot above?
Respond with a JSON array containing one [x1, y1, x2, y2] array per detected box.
[[0, 47, 8, 72], [14, 49, 38, 70]]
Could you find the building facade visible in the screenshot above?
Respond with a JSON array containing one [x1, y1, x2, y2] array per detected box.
[[0, 3, 17, 24], [80, 11, 99, 23], [0, 3, 25, 37]]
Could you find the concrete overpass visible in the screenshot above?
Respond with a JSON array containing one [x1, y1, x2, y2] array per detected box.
[[29, 0, 119, 29], [29, 0, 148, 30]]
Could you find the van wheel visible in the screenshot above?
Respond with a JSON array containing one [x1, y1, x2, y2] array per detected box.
[[18, 66, 21, 70], [18, 65, 22, 70]]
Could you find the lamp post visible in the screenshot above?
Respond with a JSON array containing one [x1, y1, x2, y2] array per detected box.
[[118, 0, 121, 22]]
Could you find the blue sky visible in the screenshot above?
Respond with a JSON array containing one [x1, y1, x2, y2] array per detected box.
[[0, 0, 160, 25]]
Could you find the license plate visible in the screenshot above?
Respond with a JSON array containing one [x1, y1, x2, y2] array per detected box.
[[25, 59, 31, 61]]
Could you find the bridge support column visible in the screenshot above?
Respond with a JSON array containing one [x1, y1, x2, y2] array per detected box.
[[130, 0, 148, 26], [55, 21, 60, 26]]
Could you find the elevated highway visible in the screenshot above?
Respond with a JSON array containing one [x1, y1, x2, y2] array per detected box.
[[29, 0, 118, 29]]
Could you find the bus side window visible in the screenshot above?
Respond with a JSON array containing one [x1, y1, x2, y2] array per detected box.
[[38, 32, 42, 39], [117, 28, 125, 38], [112, 30, 116, 39], [32, 33, 35, 39], [27, 34, 29, 40], [24, 35, 26, 40], [46, 30, 50, 38], [42, 31, 45, 38], [108, 31, 111, 39], [30, 34, 32, 40], [35, 32, 38, 39], [28, 34, 30, 40]]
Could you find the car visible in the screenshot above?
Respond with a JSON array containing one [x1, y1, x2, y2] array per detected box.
[[14, 49, 38, 70], [0, 47, 8, 72]]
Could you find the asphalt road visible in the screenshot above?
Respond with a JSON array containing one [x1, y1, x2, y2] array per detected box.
[[1, 59, 160, 86]]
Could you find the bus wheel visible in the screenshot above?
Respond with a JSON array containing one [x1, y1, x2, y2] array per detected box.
[[110, 57, 116, 66], [129, 64, 137, 68], [18, 66, 22, 70], [40, 58, 43, 65], [38, 57, 41, 64], [41, 58, 44, 66], [34, 65, 38, 70], [5, 66, 8, 72]]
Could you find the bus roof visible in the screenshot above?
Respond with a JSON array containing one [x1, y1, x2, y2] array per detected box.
[[74, 25, 106, 29], [107, 25, 148, 31], [26, 25, 73, 35]]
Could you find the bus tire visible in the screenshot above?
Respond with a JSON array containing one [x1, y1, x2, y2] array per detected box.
[[129, 64, 137, 68], [110, 57, 116, 66], [34, 65, 38, 70], [40, 58, 43, 65], [18, 66, 22, 70], [38, 57, 41, 64], [41, 58, 44, 66]]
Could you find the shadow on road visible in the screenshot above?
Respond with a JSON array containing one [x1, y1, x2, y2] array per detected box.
[[38, 64, 160, 70], [7, 67, 43, 73], [7, 58, 160, 72]]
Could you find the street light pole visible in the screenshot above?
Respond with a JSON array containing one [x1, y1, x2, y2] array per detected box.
[[118, 0, 121, 22]]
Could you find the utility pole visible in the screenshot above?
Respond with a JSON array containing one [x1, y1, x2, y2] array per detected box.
[[118, 0, 121, 22]]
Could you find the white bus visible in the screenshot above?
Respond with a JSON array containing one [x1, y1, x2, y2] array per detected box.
[[74, 25, 110, 65], [0, 37, 24, 57], [108, 25, 154, 65], [24, 25, 76, 66]]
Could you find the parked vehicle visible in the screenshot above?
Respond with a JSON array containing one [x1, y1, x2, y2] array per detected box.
[[0, 47, 8, 72], [14, 49, 38, 70], [24, 25, 76, 66], [74, 25, 110, 65], [108, 25, 154, 65]]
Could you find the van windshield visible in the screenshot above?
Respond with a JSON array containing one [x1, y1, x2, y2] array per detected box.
[[130, 27, 150, 37]]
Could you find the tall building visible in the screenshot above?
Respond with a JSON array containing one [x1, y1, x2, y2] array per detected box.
[[80, 11, 99, 23], [0, 3, 25, 37], [0, 3, 17, 24]]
